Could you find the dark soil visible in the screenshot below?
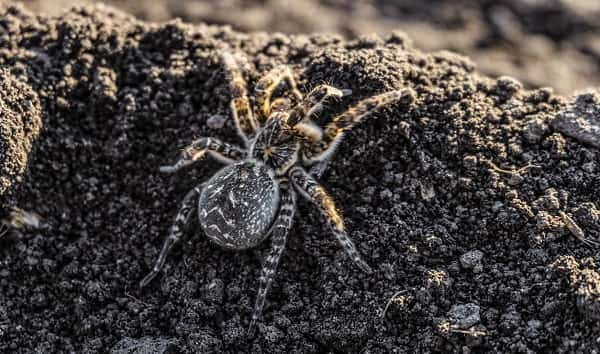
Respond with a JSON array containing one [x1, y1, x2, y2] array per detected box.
[[1, 2, 600, 353]]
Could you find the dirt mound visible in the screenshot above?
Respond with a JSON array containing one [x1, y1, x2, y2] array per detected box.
[[0, 69, 41, 210], [0, 3, 599, 353], [22, 0, 600, 93]]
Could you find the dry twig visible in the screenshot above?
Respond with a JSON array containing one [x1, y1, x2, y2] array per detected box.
[[481, 158, 540, 176]]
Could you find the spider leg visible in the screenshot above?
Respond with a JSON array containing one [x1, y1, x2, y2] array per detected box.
[[221, 51, 259, 143], [269, 97, 292, 113], [289, 166, 373, 273], [305, 89, 414, 162], [159, 137, 244, 173], [0, 222, 8, 238], [287, 84, 350, 126], [254, 65, 302, 124], [325, 89, 412, 139], [140, 185, 202, 288], [308, 159, 330, 179], [286, 85, 351, 144], [291, 121, 324, 144], [248, 177, 296, 337]]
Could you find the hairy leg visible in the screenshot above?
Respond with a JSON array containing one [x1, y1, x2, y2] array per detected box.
[[248, 178, 296, 337], [140, 185, 202, 288], [287, 84, 350, 126], [291, 121, 324, 144], [286, 84, 350, 145], [254, 65, 302, 124], [305, 89, 413, 162], [325, 89, 412, 140], [269, 97, 292, 113], [0, 222, 8, 238], [221, 51, 258, 142], [289, 167, 372, 273], [308, 159, 330, 179], [159, 137, 244, 173]]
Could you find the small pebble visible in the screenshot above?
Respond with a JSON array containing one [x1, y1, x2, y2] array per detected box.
[[448, 303, 481, 329], [460, 250, 484, 273], [207, 114, 227, 129], [523, 118, 548, 144]]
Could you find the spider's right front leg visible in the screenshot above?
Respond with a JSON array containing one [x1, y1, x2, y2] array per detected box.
[[159, 137, 244, 173], [140, 185, 202, 288]]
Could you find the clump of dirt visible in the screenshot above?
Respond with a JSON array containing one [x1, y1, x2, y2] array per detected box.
[[0, 69, 41, 211], [552, 90, 600, 149], [0, 2, 599, 353]]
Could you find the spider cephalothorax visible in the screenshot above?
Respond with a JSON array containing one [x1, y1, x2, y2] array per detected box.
[[139, 50, 413, 335], [250, 116, 299, 173]]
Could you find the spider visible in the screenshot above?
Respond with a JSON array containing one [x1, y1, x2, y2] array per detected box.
[[139, 50, 413, 335]]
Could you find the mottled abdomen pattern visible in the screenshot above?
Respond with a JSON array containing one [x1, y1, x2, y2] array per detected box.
[[198, 161, 279, 250]]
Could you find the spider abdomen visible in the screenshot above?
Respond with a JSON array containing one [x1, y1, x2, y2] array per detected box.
[[198, 161, 280, 250]]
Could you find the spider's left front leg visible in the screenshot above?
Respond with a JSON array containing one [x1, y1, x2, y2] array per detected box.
[[289, 166, 373, 274], [248, 177, 297, 336], [159, 137, 245, 173]]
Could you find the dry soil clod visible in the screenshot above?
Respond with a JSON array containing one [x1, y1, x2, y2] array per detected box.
[[552, 90, 600, 149]]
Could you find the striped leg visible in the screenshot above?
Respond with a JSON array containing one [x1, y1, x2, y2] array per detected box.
[[286, 85, 351, 145], [306, 89, 413, 162], [139, 185, 202, 288], [248, 178, 296, 336], [0, 222, 8, 238], [287, 84, 350, 126], [221, 51, 258, 142], [289, 167, 373, 273], [324, 90, 412, 140], [269, 97, 292, 113], [254, 65, 302, 124], [308, 159, 330, 179], [159, 137, 244, 173]]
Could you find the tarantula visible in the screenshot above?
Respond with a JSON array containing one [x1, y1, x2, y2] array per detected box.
[[139, 51, 412, 335]]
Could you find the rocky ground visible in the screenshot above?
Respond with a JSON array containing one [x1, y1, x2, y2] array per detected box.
[[0, 2, 599, 353]]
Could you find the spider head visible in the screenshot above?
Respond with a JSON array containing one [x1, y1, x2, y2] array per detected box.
[[250, 113, 299, 174]]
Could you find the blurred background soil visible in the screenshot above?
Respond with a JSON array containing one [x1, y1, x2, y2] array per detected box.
[[22, 0, 600, 94]]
